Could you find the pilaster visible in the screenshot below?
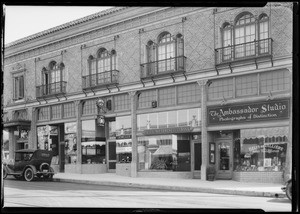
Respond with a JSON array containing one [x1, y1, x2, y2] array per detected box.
[[129, 91, 138, 177], [75, 100, 83, 173], [198, 80, 209, 181], [31, 107, 38, 150]]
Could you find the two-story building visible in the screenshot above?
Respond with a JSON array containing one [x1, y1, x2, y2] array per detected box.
[[3, 4, 293, 183]]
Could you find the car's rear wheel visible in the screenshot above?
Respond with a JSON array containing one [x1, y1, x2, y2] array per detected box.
[[24, 168, 34, 182], [3, 168, 8, 179]]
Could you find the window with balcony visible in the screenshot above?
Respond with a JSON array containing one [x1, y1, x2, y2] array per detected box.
[[141, 32, 185, 79], [216, 12, 271, 64], [37, 61, 66, 98], [83, 48, 118, 89]]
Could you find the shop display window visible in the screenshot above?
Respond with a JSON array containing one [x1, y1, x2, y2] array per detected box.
[[137, 134, 190, 171], [116, 139, 132, 163], [81, 120, 106, 164], [115, 116, 132, 163], [234, 127, 288, 172], [65, 122, 77, 164], [15, 129, 29, 150]]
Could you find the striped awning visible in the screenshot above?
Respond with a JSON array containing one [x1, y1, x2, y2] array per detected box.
[[241, 127, 289, 140]]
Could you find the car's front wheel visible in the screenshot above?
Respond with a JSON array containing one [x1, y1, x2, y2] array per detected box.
[[24, 168, 35, 182]]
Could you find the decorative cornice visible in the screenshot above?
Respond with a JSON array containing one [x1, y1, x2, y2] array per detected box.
[[5, 7, 128, 48]]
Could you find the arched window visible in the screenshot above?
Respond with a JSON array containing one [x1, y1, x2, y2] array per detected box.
[[143, 32, 185, 78], [42, 61, 64, 95], [234, 13, 256, 58], [258, 14, 269, 54], [87, 48, 117, 86], [157, 32, 175, 72], [221, 23, 232, 61], [219, 12, 270, 63]]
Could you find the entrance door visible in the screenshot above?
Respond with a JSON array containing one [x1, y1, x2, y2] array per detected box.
[[216, 140, 232, 179], [193, 141, 201, 178], [108, 141, 116, 172]]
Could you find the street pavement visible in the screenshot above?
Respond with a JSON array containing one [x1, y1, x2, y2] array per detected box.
[[52, 172, 286, 198]]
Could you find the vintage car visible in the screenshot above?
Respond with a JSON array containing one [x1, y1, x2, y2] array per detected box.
[[3, 149, 55, 182]]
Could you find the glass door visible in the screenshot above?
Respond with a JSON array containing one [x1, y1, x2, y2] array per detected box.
[[216, 140, 232, 179]]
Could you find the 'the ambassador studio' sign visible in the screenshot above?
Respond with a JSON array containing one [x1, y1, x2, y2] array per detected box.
[[207, 99, 289, 125]]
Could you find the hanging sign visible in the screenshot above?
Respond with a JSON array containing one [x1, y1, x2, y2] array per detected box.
[[97, 115, 105, 126], [207, 99, 289, 125]]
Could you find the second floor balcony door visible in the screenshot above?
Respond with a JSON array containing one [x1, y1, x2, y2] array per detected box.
[[158, 33, 175, 73], [234, 14, 256, 59]]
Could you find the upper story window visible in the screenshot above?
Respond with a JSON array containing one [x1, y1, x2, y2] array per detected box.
[[39, 61, 66, 96], [218, 12, 271, 64], [43, 61, 64, 85], [89, 48, 117, 74], [141, 32, 185, 78], [85, 48, 118, 88], [13, 74, 24, 100]]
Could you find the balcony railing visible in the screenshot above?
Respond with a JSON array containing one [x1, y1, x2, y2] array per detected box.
[[215, 38, 273, 65], [140, 55, 186, 79], [82, 70, 119, 89], [36, 81, 67, 98]]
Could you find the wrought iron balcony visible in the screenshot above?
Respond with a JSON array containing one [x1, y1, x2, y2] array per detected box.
[[140, 55, 186, 79], [215, 38, 273, 65], [82, 70, 119, 90], [36, 81, 67, 98]]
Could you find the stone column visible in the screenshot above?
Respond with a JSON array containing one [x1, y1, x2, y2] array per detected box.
[[129, 91, 138, 177], [75, 100, 82, 173], [30, 107, 38, 150], [198, 80, 209, 181]]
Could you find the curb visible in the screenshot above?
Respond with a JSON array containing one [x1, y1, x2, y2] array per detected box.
[[53, 178, 286, 198]]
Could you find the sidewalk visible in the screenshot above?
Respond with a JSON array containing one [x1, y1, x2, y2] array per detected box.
[[53, 173, 286, 198]]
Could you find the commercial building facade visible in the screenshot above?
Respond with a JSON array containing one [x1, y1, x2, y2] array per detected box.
[[3, 4, 293, 183]]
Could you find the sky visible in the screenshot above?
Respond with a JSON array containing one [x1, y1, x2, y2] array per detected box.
[[4, 6, 113, 44]]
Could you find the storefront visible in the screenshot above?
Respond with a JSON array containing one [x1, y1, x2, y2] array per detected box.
[[207, 99, 290, 183], [134, 107, 202, 179]]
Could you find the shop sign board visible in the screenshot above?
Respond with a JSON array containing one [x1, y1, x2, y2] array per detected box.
[[207, 99, 289, 125], [143, 126, 194, 136]]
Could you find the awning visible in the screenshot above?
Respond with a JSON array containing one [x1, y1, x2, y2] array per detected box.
[[3, 120, 31, 129], [153, 145, 174, 156], [241, 127, 289, 141]]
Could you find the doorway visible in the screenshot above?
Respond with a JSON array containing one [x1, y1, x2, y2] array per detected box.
[[107, 141, 116, 172], [216, 139, 232, 179]]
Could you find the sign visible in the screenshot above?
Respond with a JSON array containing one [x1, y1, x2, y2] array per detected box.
[[143, 126, 194, 136], [207, 99, 289, 125]]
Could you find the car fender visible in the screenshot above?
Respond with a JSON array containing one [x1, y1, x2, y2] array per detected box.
[[3, 164, 14, 175], [23, 165, 37, 175]]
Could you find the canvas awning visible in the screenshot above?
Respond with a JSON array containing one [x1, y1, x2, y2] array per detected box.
[[241, 127, 289, 141], [153, 145, 174, 156]]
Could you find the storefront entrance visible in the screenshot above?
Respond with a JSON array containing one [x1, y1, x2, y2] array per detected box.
[[216, 139, 232, 179], [107, 141, 116, 172]]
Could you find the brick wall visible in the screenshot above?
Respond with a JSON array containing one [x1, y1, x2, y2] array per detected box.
[[233, 171, 283, 184]]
